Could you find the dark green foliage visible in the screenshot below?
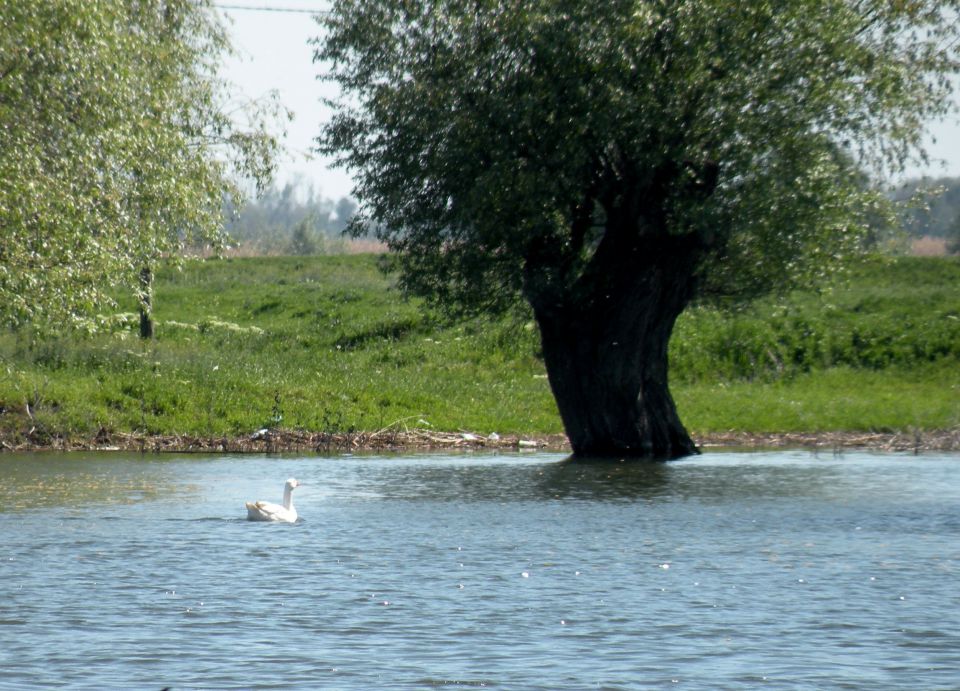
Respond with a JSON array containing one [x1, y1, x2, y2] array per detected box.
[[317, 0, 960, 314]]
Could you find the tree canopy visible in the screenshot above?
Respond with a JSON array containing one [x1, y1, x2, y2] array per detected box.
[[0, 0, 286, 330], [318, 0, 958, 310]]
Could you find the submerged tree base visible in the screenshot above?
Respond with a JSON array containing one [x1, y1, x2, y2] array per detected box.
[[2, 427, 959, 455]]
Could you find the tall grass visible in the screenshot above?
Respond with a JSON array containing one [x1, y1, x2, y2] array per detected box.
[[0, 256, 553, 440], [671, 257, 960, 381], [1, 255, 957, 443], [676, 364, 960, 434]]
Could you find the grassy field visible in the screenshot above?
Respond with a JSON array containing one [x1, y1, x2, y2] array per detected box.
[[1, 254, 958, 447]]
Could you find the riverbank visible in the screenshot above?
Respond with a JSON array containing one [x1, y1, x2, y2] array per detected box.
[[3, 427, 958, 455], [2, 255, 958, 447]]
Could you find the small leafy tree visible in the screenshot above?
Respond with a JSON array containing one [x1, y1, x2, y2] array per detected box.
[[317, 0, 960, 458], [0, 0, 286, 333], [288, 216, 322, 255]]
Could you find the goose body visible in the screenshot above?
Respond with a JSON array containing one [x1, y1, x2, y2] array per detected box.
[[246, 478, 300, 522]]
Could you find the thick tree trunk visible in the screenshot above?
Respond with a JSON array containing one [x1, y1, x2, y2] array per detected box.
[[527, 232, 701, 460]]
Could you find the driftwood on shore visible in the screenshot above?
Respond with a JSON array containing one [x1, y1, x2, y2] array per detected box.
[[2, 426, 959, 454]]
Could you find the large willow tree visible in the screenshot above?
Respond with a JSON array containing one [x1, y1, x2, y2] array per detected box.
[[0, 0, 284, 331], [317, 1, 960, 459]]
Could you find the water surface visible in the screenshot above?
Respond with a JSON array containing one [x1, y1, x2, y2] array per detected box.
[[1, 450, 958, 689]]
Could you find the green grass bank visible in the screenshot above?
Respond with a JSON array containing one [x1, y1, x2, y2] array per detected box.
[[1, 254, 958, 450]]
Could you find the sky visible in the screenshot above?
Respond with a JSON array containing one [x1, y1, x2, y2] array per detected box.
[[217, 2, 352, 200], [216, 1, 960, 202]]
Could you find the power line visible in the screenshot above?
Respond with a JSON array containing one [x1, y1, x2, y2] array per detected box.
[[213, 3, 326, 14]]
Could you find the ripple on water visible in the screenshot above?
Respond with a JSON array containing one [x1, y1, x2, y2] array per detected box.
[[0, 451, 959, 688]]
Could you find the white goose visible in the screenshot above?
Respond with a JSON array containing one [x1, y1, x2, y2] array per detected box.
[[246, 478, 301, 523]]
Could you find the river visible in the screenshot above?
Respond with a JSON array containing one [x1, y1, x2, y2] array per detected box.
[[0, 450, 958, 689]]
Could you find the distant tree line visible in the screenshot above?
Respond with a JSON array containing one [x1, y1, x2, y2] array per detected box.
[[225, 175, 960, 257], [893, 176, 960, 252], [223, 180, 359, 255]]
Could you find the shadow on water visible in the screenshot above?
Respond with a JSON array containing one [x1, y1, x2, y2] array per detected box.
[[533, 452, 852, 504], [350, 454, 679, 503], [298, 450, 851, 505], [534, 456, 675, 502]]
